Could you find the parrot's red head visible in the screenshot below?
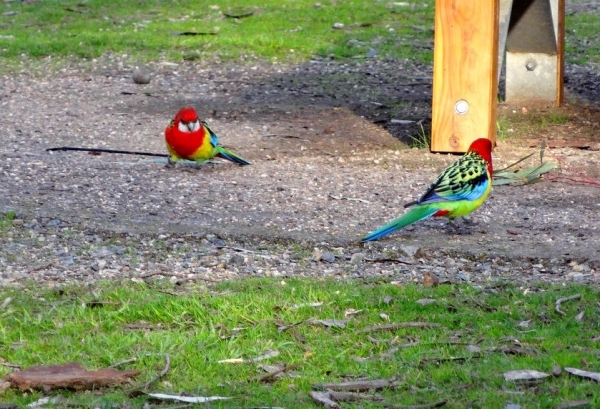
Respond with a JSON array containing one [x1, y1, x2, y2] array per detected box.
[[174, 106, 201, 133], [468, 138, 494, 177]]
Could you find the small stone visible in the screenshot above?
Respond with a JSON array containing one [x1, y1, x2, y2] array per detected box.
[[109, 245, 127, 256], [422, 272, 439, 287], [132, 68, 151, 84], [350, 253, 364, 264], [207, 236, 226, 248], [399, 245, 419, 257], [229, 254, 245, 266], [60, 256, 74, 266], [332, 22, 344, 29], [46, 219, 61, 227], [321, 251, 336, 263], [312, 248, 323, 262], [457, 271, 471, 282]]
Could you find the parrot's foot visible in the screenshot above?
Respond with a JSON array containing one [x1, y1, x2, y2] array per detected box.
[[165, 157, 177, 168], [461, 216, 479, 226], [447, 219, 472, 235]]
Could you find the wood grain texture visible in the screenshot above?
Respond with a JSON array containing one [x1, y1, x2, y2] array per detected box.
[[556, 0, 565, 106], [431, 0, 499, 153]]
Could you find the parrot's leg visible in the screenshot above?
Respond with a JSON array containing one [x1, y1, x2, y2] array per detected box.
[[166, 157, 177, 168], [446, 219, 473, 235]]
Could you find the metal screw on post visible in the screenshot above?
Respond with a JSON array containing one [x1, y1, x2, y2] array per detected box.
[[525, 59, 537, 71]]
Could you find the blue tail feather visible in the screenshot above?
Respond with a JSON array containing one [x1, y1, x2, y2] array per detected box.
[[362, 206, 438, 242]]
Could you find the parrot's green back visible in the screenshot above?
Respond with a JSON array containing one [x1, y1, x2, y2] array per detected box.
[[362, 138, 493, 242]]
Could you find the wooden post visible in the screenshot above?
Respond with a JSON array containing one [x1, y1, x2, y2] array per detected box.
[[431, 0, 499, 153]]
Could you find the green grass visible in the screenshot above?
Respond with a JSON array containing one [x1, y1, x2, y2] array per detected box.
[[0, 211, 16, 231], [0, 279, 598, 407], [0, 0, 435, 67], [0, 0, 597, 71], [408, 122, 431, 148], [566, 10, 600, 65]]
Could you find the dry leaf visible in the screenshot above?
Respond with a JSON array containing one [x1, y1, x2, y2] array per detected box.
[[290, 302, 323, 310], [503, 369, 550, 382], [309, 391, 341, 408], [554, 399, 591, 409], [148, 393, 232, 403], [416, 298, 437, 306], [466, 344, 481, 353], [344, 308, 363, 317], [564, 367, 600, 382], [313, 319, 349, 329]]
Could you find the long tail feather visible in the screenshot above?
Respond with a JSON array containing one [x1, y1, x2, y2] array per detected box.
[[217, 146, 250, 166], [47, 147, 168, 158], [362, 206, 439, 242]]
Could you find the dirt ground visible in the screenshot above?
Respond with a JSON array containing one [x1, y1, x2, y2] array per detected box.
[[0, 57, 599, 287]]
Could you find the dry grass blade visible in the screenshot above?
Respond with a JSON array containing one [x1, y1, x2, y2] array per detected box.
[[493, 140, 557, 186], [555, 294, 581, 316]]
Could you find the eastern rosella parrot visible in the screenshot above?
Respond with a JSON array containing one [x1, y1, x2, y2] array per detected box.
[[164, 106, 250, 166], [362, 138, 493, 242]]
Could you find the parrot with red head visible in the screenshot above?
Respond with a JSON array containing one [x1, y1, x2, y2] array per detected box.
[[164, 106, 250, 166], [362, 138, 493, 242]]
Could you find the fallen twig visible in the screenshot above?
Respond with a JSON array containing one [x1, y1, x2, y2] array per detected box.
[[312, 378, 398, 392], [140, 354, 171, 391], [0, 361, 21, 369], [138, 271, 220, 283], [419, 356, 479, 366], [261, 133, 307, 141], [545, 149, 600, 186], [329, 194, 371, 203], [358, 322, 442, 334], [110, 358, 137, 368], [555, 294, 581, 316], [384, 399, 448, 409], [251, 361, 302, 383]]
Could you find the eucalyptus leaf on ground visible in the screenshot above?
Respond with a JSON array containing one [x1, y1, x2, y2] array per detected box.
[[503, 369, 551, 382]]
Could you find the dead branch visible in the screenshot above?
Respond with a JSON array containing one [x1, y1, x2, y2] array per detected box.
[[555, 294, 581, 316]]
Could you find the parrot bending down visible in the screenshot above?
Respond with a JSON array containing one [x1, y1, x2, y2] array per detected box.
[[362, 138, 493, 242], [164, 106, 250, 166]]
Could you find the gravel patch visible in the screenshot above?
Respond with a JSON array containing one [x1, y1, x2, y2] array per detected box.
[[1, 56, 599, 287]]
